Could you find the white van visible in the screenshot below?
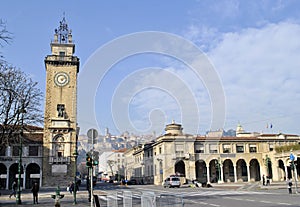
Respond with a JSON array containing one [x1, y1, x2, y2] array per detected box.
[[163, 176, 181, 188]]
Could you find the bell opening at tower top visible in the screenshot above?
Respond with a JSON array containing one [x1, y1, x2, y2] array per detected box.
[[53, 16, 73, 44]]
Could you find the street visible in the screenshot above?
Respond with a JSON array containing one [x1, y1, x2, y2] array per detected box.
[[1, 182, 300, 207]]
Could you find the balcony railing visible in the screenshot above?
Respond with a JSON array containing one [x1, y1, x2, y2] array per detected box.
[[45, 55, 79, 62], [49, 156, 70, 164]]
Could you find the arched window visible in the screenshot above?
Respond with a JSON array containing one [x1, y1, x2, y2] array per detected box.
[[53, 135, 65, 157]]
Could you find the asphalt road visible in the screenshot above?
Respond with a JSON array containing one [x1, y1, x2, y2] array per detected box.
[[1, 182, 300, 207], [94, 182, 300, 207]]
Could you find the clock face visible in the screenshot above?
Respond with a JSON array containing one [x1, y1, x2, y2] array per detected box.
[[54, 72, 70, 87]]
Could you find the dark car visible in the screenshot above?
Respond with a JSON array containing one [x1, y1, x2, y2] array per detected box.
[[127, 179, 137, 185]]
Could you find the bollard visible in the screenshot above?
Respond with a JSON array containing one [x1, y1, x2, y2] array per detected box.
[[51, 186, 65, 207]]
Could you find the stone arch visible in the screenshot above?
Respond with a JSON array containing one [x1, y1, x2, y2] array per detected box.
[[249, 159, 260, 181], [236, 159, 248, 182], [195, 159, 207, 183], [278, 159, 285, 181], [209, 159, 219, 183], [9, 163, 23, 190], [223, 159, 234, 182], [0, 163, 7, 189], [25, 163, 41, 189], [265, 156, 273, 179], [175, 160, 185, 177]]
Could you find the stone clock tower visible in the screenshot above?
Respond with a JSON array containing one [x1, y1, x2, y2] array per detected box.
[[42, 17, 79, 186]]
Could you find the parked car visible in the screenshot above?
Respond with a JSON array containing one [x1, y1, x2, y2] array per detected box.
[[127, 179, 137, 185], [163, 176, 181, 188]]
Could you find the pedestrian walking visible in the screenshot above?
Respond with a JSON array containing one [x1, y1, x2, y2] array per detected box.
[[9, 181, 17, 198], [262, 174, 265, 186], [69, 182, 74, 194], [287, 179, 293, 194], [31, 182, 39, 204]]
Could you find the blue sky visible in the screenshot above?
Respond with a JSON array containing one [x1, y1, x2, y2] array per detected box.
[[2, 0, 300, 136]]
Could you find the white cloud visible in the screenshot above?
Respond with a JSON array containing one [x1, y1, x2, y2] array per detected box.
[[208, 21, 300, 133]]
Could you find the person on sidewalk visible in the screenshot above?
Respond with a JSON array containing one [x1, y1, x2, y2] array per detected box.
[[262, 174, 265, 186], [31, 182, 39, 204], [9, 181, 17, 198]]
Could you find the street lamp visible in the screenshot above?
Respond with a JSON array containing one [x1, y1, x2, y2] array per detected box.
[[16, 100, 26, 205], [73, 148, 78, 204], [73, 127, 79, 204]]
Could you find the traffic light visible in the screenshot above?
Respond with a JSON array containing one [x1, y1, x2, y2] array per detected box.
[[86, 153, 93, 168], [93, 160, 99, 166]]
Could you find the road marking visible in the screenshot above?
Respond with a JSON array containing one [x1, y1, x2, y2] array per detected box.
[[260, 200, 272, 203], [209, 204, 220, 207], [277, 202, 292, 206]]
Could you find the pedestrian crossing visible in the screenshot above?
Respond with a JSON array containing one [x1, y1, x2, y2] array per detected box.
[[180, 189, 272, 197], [95, 189, 272, 202]]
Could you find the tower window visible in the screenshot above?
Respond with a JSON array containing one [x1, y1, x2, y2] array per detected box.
[[57, 151, 63, 157], [59, 51, 65, 61]]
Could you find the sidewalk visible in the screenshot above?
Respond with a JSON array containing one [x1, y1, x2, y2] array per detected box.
[[0, 187, 95, 207]]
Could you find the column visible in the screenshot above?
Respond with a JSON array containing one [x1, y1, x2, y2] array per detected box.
[[206, 166, 210, 183], [23, 165, 26, 189], [6, 169, 9, 190], [220, 163, 224, 183], [40, 166, 43, 187], [284, 164, 288, 180], [189, 161, 196, 181], [247, 164, 251, 182], [233, 165, 237, 182]]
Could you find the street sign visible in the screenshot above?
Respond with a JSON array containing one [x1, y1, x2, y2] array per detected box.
[[290, 153, 295, 161], [87, 128, 98, 139], [87, 128, 98, 144]]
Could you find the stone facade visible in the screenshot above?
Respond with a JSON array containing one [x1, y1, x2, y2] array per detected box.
[[125, 121, 300, 185], [42, 17, 79, 186], [0, 126, 43, 189]]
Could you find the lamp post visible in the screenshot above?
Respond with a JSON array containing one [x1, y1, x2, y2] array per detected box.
[[16, 101, 26, 205], [73, 148, 78, 204]]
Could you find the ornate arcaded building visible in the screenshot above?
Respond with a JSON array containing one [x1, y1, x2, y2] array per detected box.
[[42, 17, 80, 186], [125, 121, 300, 185], [0, 126, 44, 190]]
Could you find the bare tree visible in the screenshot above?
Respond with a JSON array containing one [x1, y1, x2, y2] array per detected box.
[[0, 20, 12, 46], [0, 20, 12, 61], [0, 63, 43, 149]]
